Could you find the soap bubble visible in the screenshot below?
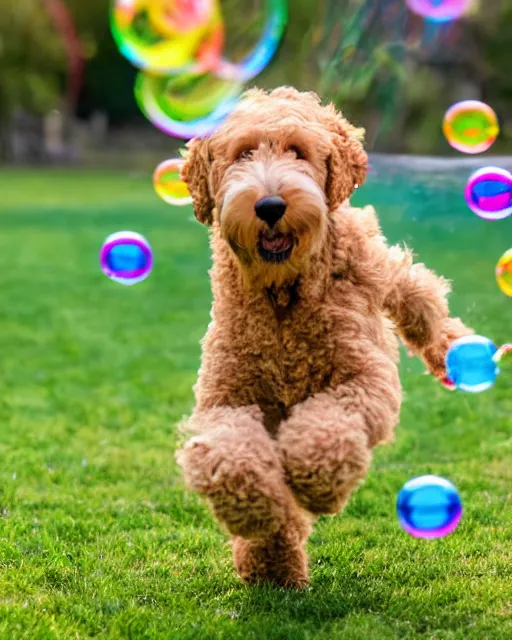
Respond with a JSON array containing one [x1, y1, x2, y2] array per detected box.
[[446, 335, 499, 393], [110, 0, 224, 76], [406, 0, 471, 23], [443, 100, 499, 154], [135, 70, 242, 138], [100, 231, 153, 286], [464, 167, 512, 221], [496, 248, 512, 297], [397, 475, 462, 539], [116, 0, 288, 139], [153, 158, 192, 206]]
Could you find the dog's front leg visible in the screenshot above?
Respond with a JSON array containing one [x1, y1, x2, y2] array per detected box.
[[176, 406, 312, 588], [278, 350, 401, 516], [177, 406, 293, 538], [384, 247, 473, 380]]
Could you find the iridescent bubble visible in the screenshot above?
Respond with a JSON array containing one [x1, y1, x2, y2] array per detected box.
[[464, 167, 512, 221], [406, 0, 471, 23], [496, 248, 512, 297], [153, 158, 192, 206], [397, 475, 462, 539], [110, 0, 224, 76], [135, 71, 242, 139], [111, 0, 287, 83], [446, 335, 499, 393], [212, 0, 288, 83], [100, 231, 153, 286], [116, 0, 287, 139], [443, 101, 499, 154]]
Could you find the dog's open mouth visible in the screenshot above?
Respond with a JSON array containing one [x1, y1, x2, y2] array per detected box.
[[258, 232, 295, 263]]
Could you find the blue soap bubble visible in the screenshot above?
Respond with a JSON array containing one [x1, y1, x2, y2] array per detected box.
[[100, 231, 153, 286], [464, 167, 512, 221], [446, 335, 499, 393], [397, 475, 462, 539]]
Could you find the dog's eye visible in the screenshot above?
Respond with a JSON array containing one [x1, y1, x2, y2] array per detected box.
[[287, 145, 306, 160], [236, 149, 254, 161]]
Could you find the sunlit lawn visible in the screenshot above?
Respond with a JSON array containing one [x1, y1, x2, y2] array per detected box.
[[0, 163, 510, 639]]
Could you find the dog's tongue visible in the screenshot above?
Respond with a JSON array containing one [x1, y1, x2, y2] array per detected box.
[[261, 234, 292, 252]]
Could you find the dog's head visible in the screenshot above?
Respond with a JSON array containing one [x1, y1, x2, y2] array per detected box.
[[182, 87, 368, 286]]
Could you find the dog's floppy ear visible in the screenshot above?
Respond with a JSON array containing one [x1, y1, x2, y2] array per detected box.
[[181, 137, 214, 226], [325, 112, 368, 210]]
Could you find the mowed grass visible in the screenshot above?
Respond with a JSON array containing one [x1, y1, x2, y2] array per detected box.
[[0, 164, 511, 639]]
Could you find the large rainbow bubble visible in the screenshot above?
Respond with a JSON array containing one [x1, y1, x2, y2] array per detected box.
[[110, 0, 225, 76], [405, 0, 471, 23], [111, 0, 287, 83], [496, 248, 512, 297], [135, 70, 242, 138], [397, 475, 462, 539], [464, 167, 512, 221], [443, 100, 499, 154], [112, 0, 287, 138]]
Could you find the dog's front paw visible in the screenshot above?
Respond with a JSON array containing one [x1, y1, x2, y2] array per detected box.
[[279, 419, 371, 515], [176, 431, 288, 538], [422, 317, 474, 379], [176, 436, 218, 493]]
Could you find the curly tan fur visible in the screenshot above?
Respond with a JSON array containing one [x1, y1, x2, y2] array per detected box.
[[175, 87, 473, 589]]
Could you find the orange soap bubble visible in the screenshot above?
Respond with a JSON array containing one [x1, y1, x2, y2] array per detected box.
[[496, 248, 512, 297], [153, 158, 192, 206]]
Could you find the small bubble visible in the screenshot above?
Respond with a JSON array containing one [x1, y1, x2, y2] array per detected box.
[[153, 158, 192, 207], [100, 231, 153, 286], [443, 101, 499, 154], [397, 475, 462, 538]]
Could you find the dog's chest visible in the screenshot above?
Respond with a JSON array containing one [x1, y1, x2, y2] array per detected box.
[[239, 300, 336, 426]]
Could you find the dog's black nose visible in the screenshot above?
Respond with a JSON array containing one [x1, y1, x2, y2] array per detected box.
[[254, 196, 286, 227]]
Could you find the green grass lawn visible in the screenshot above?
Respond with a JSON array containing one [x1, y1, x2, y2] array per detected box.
[[0, 164, 511, 639]]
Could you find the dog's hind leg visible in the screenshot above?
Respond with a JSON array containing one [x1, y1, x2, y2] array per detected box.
[[232, 508, 312, 589]]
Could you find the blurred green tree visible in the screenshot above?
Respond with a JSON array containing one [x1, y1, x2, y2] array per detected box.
[[0, 0, 67, 121], [67, 0, 140, 123]]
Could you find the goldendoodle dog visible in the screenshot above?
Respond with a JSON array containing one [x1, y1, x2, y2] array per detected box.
[[176, 86, 472, 589]]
